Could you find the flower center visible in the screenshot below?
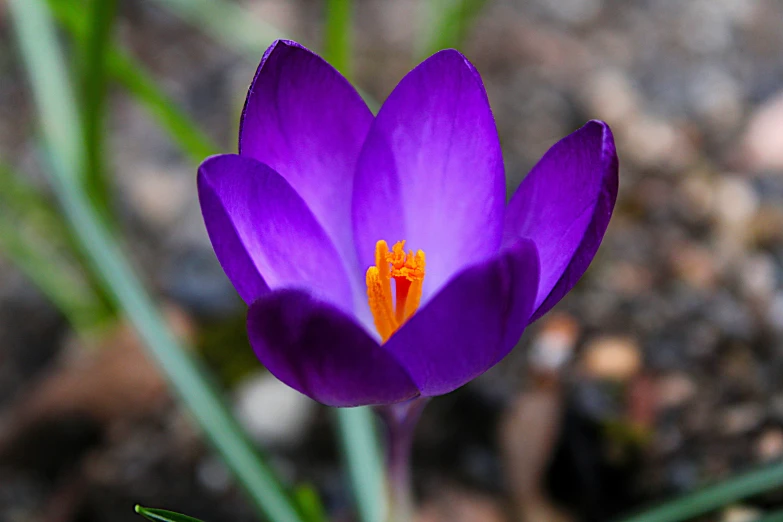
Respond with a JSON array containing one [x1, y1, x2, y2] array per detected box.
[[365, 240, 426, 342]]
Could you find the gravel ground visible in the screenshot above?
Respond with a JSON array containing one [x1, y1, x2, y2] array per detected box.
[[2, 1, 783, 521]]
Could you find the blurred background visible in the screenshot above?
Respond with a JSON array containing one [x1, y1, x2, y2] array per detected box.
[[2, 0, 783, 521]]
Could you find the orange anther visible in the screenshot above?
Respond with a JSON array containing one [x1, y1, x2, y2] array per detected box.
[[365, 240, 425, 342]]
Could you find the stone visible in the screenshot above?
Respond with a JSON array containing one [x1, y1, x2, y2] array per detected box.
[[766, 293, 783, 334], [583, 68, 640, 123], [581, 336, 642, 381], [741, 91, 783, 171], [604, 261, 653, 297], [669, 243, 719, 290], [537, 0, 603, 24], [720, 403, 765, 435], [124, 163, 193, 229], [689, 65, 743, 130], [416, 487, 509, 522], [738, 253, 777, 302], [755, 428, 783, 461], [722, 506, 763, 522], [678, 173, 716, 222], [197, 455, 232, 493], [714, 176, 759, 230], [529, 313, 580, 373], [656, 373, 697, 409], [234, 373, 317, 448]]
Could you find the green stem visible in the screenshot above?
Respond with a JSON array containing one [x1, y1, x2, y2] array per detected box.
[[335, 407, 386, 522]]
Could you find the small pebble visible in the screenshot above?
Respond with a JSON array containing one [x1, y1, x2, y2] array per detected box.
[[721, 506, 763, 522], [583, 68, 640, 122], [581, 336, 642, 381], [538, 0, 603, 24], [234, 373, 317, 448], [669, 243, 718, 289], [720, 404, 765, 436], [656, 373, 697, 409], [755, 428, 783, 461], [767, 293, 783, 334], [529, 313, 580, 373], [714, 176, 759, 230], [738, 253, 777, 301], [742, 91, 783, 171], [197, 456, 231, 493], [124, 164, 192, 228]]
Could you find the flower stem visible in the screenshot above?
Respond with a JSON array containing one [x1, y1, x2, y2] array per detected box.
[[374, 397, 429, 522]]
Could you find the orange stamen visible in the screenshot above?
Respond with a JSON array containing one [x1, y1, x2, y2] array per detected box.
[[366, 240, 426, 342]]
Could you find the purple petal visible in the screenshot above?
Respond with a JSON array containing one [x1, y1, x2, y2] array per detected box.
[[352, 50, 505, 300], [383, 239, 540, 397], [503, 120, 618, 321], [239, 40, 373, 297], [198, 154, 353, 310], [247, 290, 420, 407]]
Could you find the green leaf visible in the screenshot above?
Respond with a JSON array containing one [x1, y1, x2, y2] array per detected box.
[[615, 462, 783, 522], [135, 505, 205, 522], [323, 0, 353, 80], [334, 408, 386, 522], [9, 2, 305, 522]]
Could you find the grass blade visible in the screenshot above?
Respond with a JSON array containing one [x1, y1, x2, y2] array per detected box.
[[420, 0, 487, 57], [616, 462, 783, 522], [9, 2, 305, 521], [80, 0, 119, 223], [135, 505, 205, 522], [324, 0, 353, 79], [11, 0, 82, 184], [335, 408, 386, 522]]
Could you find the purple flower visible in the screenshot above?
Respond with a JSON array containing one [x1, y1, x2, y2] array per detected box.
[[198, 40, 618, 407]]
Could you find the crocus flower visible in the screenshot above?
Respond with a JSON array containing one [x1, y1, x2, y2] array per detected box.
[[198, 40, 618, 407]]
